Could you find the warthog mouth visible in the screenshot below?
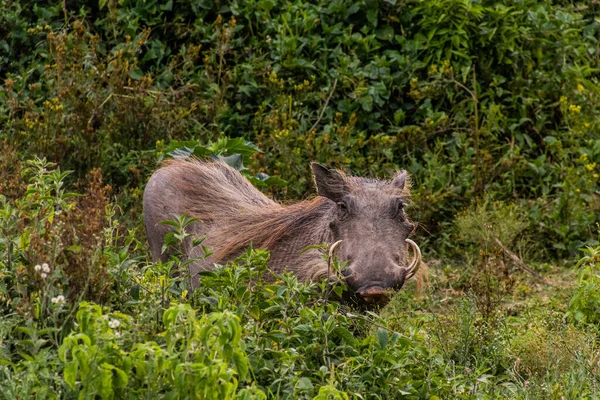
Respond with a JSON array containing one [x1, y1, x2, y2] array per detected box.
[[357, 286, 392, 305], [326, 239, 422, 306]]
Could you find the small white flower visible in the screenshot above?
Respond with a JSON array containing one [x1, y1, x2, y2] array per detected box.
[[41, 273, 48, 279], [108, 319, 121, 329], [42, 263, 50, 273], [34, 264, 42, 272], [115, 331, 121, 338], [51, 295, 65, 304]]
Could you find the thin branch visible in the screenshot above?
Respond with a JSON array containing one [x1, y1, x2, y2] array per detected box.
[[342, 311, 404, 336], [88, 93, 113, 126], [492, 236, 543, 280], [310, 79, 338, 132], [323, 240, 342, 368], [451, 78, 477, 103]]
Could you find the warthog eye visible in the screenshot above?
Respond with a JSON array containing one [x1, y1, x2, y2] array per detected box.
[[393, 198, 405, 218], [337, 201, 349, 219]]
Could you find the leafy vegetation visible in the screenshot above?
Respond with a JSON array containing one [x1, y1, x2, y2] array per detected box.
[[1, 0, 600, 398]]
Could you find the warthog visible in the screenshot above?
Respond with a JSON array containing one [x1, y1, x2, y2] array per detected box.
[[143, 159, 423, 305]]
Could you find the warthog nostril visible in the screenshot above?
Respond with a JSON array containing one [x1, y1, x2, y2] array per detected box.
[[358, 286, 391, 305]]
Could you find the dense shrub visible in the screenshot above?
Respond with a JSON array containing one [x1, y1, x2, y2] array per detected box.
[[2, 0, 599, 258], [567, 236, 600, 325]]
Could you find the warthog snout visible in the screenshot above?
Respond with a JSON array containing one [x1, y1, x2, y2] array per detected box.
[[359, 287, 390, 304], [335, 239, 422, 305]]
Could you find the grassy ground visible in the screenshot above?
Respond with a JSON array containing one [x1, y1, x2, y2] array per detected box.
[[382, 265, 596, 398]]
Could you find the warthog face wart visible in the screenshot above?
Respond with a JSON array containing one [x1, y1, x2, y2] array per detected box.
[[311, 163, 421, 305]]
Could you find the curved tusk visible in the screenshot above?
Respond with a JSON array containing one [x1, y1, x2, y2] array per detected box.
[[327, 240, 343, 279], [404, 238, 422, 280], [328, 240, 343, 260]]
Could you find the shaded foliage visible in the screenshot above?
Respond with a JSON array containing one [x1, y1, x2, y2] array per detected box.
[[1, 0, 599, 258]]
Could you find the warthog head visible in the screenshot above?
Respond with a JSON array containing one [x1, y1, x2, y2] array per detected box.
[[312, 163, 422, 305]]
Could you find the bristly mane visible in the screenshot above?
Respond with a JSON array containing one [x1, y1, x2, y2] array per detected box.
[[160, 159, 411, 264], [160, 159, 332, 262], [212, 197, 332, 262]]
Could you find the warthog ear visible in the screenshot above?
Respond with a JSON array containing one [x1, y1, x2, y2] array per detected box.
[[391, 170, 408, 192], [311, 163, 348, 202]]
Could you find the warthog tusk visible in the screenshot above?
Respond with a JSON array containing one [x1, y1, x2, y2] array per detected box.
[[404, 238, 422, 280], [326, 240, 344, 283], [311, 240, 344, 282], [328, 240, 343, 260]]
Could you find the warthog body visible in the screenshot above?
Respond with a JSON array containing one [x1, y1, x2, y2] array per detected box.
[[143, 159, 422, 304]]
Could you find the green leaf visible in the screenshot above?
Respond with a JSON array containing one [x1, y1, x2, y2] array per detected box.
[[130, 284, 140, 300], [333, 326, 357, 346], [191, 145, 213, 158], [219, 154, 244, 170], [376, 26, 394, 41], [128, 67, 143, 80], [99, 365, 113, 399], [293, 324, 313, 336], [113, 366, 129, 388], [296, 377, 313, 390], [163, 140, 201, 153], [160, 0, 173, 11], [197, 0, 214, 9], [212, 137, 261, 158], [359, 95, 373, 112], [159, 220, 181, 228], [376, 327, 389, 349], [67, 245, 82, 254], [333, 285, 345, 298], [294, 58, 316, 70], [259, 0, 275, 12], [248, 173, 288, 188], [99, 0, 107, 10], [366, 9, 378, 27], [233, 351, 248, 379], [168, 147, 193, 159], [64, 360, 78, 389], [427, 28, 438, 41], [394, 109, 405, 124]]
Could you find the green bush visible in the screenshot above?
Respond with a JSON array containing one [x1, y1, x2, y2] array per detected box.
[[58, 303, 253, 399], [509, 321, 590, 379], [2, 0, 599, 258], [567, 237, 600, 325]]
